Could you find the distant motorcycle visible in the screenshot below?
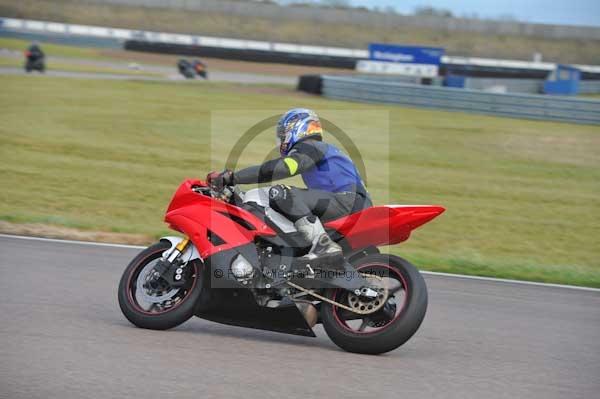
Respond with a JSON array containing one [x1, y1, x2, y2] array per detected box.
[[192, 60, 208, 79], [177, 58, 208, 79], [24, 44, 45, 73], [117, 178, 444, 354]]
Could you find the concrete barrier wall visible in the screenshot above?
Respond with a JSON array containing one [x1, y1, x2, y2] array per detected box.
[[464, 78, 544, 94], [0, 17, 368, 58], [579, 81, 600, 94], [124, 40, 357, 68], [321, 76, 600, 125], [464, 78, 600, 94]]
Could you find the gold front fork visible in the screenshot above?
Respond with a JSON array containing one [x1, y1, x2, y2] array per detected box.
[[167, 237, 190, 262], [175, 237, 190, 252]]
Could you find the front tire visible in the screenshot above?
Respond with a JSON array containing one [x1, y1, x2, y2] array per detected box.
[[118, 241, 203, 330], [321, 254, 428, 354]]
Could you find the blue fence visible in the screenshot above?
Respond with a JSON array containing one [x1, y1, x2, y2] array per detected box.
[[321, 76, 600, 125]]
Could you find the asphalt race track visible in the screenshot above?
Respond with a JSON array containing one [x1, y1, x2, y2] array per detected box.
[[0, 235, 598, 399]]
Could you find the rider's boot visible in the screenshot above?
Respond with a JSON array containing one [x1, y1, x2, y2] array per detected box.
[[295, 215, 344, 270]]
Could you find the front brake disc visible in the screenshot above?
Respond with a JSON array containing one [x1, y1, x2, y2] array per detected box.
[[136, 261, 179, 303]]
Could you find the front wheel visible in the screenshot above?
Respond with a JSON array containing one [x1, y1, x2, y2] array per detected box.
[[321, 254, 428, 354], [118, 241, 203, 330]]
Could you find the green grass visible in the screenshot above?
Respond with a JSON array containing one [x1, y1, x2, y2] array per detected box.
[[0, 55, 163, 77], [0, 37, 105, 60], [2, 0, 600, 64], [1, 75, 599, 287], [0, 38, 165, 76]]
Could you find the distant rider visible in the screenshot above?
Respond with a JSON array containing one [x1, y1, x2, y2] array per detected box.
[[26, 42, 44, 61]]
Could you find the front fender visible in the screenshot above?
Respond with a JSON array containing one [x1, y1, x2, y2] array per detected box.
[[160, 236, 202, 263]]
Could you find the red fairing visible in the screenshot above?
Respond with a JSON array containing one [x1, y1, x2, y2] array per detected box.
[[164, 179, 275, 258], [324, 205, 445, 250], [164, 180, 444, 257]]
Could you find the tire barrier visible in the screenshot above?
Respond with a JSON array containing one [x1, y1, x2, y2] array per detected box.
[[297, 75, 323, 94], [124, 41, 357, 69]]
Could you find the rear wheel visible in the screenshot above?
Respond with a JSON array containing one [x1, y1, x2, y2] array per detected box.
[[118, 241, 203, 330], [321, 254, 428, 354]]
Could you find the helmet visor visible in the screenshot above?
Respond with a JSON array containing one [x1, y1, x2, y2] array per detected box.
[[276, 121, 289, 155]]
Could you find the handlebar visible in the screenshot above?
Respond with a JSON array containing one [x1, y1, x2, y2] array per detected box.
[[192, 184, 235, 202]]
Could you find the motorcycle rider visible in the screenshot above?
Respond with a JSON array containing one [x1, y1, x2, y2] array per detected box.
[[207, 108, 372, 264], [26, 42, 44, 61]]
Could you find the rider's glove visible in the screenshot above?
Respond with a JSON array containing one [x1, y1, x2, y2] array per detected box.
[[206, 170, 234, 190]]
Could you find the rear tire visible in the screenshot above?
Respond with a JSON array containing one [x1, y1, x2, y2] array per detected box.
[[321, 254, 428, 354], [118, 241, 203, 330]]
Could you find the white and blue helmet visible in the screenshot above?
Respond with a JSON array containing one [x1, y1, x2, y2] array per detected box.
[[276, 108, 323, 156]]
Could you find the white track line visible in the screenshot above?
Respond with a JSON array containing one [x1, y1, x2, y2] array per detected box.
[[420, 271, 600, 292], [0, 233, 144, 249], [1, 233, 598, 292]]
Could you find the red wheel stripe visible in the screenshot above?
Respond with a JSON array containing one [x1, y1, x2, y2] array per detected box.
[[332, 262, 409, 335], [125, 247, 198, 316]]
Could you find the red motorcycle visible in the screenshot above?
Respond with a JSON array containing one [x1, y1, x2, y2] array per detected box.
[[118, 179, 444, 354]]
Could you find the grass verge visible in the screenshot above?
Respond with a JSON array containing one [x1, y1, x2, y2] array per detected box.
[[0, 75, 599, 287], [0, 38, 165, 76], [0, 36, 105, 59], [0, 55, 163, 77]]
